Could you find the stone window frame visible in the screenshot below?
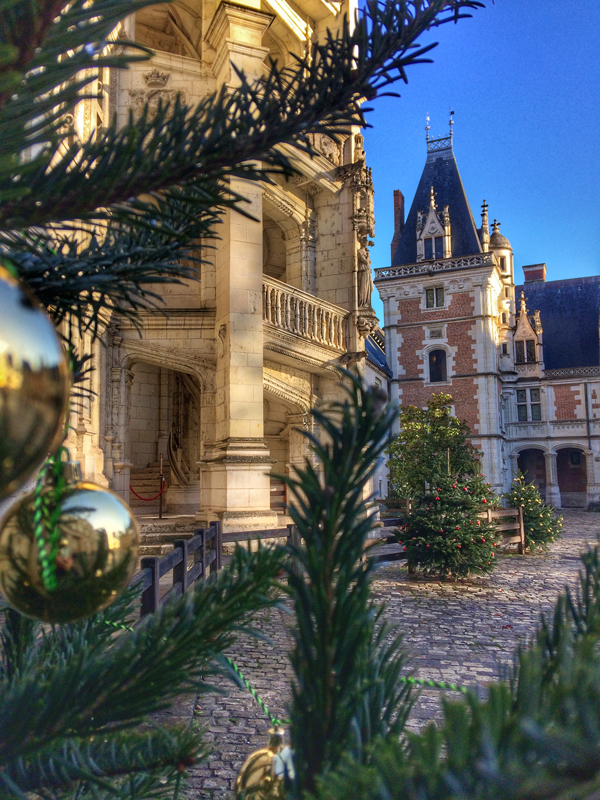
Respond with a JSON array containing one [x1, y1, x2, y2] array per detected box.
[[422, 343, 453, 386], [516, 387, 542, 421], [423, 285, 446, 311]]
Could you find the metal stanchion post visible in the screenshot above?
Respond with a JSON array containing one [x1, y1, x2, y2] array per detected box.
[[159, 453, 163, 520]]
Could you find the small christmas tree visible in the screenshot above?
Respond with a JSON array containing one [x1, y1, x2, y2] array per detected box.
[[505, 473, 562, 550], [387, 393, 481, 501], [388, 394, 499, 578], [397, 477, 499, 579]]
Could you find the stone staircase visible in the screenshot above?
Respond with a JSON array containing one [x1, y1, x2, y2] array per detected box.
[[136, 515, 198, 557], [129, 462, 171, 516]]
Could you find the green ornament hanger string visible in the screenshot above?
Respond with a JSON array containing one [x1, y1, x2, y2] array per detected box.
[[222, 656, 469, 729], [101, 631, 469, 729], [33, 447, 71, 591]]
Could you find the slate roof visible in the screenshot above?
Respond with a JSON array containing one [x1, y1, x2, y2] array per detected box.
[[366, 334, 391, 377], [392, 144, 482, 266], [490, 230, 512, 249], [516, 276, 600, 370]]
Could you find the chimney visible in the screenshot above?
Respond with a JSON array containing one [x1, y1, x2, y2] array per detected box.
[[522, 263, 547, 283], [390, 189, 405, 261]]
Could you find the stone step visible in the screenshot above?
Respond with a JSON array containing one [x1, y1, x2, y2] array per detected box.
[[137, 515, 196, 530], [139, 543, 174, 557], [141, 530, 198, 546]]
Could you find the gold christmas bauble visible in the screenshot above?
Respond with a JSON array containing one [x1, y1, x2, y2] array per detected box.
[[0, 482, 139, 623], [0, 262, 69, 500], [235, 727, 290, 800]]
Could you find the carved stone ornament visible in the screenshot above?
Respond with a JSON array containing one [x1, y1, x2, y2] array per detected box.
[[58, 113, 75, 134], [355, 309, 378, 338], [357, 244, 373, 309], [307, 133, 341, 165], [336, 350, 368, 366], [128, 86, 186, 122], [143, 69, 170, 88], [350, 135, 375, 244]]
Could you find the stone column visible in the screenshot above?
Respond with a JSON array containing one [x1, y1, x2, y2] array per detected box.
[[585, 451, 599, 507], [544, 451, 561, 508], [509, 452, 519, 483], [200, 2, 277, 531]]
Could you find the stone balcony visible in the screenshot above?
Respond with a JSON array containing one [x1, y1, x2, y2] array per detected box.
[[374, 253, 496, 281], [506, 419, 588, 440], [262, 276, 348, 370]]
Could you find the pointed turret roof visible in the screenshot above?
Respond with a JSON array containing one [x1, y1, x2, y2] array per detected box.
[[391, 131, 482, 266]]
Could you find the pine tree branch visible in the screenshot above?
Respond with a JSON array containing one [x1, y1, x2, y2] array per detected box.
[[0, 544, 284, 768], [1, 726, 205, 795], [0, 0, 483, 231], [280, 372, 415, 795]]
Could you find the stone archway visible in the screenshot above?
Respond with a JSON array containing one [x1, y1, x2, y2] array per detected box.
[[556, 447, 587, 508]]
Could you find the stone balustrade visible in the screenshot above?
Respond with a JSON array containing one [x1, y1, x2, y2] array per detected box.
[[263, 276, 347, 352], [374, 253, 496, 281]]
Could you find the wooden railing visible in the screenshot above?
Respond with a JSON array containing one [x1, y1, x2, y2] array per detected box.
[[131, 521, 222, 619], [263, 276, 347, 351]]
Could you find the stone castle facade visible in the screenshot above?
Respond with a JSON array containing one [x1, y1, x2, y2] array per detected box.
[[62, 0, 384, 529], [375, 126, 600, 509]]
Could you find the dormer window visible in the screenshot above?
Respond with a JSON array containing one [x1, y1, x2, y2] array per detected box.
[[515, 339, 536, 363], [423, 236, 445, 260], [416, 187, 451, 261]]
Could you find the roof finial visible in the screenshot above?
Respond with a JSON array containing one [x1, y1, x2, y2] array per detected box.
[[449, 108, 454, 141], [429, 185, 436, 209], [519, 290, 528, 316], [492, 218, 501, 233], [425, 113, 430, 143], [480, 200, 490, 252]]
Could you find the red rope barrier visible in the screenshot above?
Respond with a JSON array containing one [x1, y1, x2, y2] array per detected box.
[[129, 477, 166, 502]]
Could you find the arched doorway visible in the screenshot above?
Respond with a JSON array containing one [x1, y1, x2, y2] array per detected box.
[[127, 362, 201, 515], [557, 448, 587, 507], [517, 448, 546, 492]]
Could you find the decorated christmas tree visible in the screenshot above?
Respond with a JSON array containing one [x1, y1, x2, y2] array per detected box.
[[387, 393, 482, 501], [398, 476, 499, 578], [505, 473, 562, 551], [387, 394, 499, 578]]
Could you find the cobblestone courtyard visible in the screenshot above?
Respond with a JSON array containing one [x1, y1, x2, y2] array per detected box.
[[174, 510, 599, 799]]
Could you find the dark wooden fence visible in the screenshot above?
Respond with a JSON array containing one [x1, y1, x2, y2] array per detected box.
[[128, 506, 526, 621], [131, 521, 223, 619]]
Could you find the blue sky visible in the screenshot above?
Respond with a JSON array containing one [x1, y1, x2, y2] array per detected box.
[[363, 0, 600, 322]]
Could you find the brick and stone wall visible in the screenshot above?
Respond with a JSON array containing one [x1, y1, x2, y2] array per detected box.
[[553, 384, 583, 420]]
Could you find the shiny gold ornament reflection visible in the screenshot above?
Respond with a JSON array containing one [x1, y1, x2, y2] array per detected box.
[[0, 482, 139, 623], [235, 728, 289, 800], [0, 262, 69, 500]]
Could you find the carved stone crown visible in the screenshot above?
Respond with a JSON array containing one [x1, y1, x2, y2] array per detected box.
[[143, 69, 170, 88]]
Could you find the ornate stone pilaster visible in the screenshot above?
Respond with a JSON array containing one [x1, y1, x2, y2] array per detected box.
[[585, 451, 599, 507]]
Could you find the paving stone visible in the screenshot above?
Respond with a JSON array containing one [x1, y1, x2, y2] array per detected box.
[[171, 509, 598, 798]]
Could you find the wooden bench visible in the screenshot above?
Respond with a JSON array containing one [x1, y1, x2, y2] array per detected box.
[[479, 507, 525, 554]]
